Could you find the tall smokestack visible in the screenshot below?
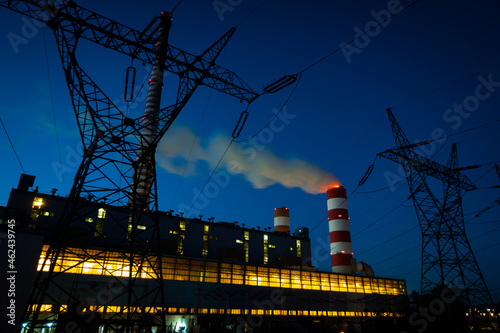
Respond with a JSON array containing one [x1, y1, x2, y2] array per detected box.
[[327, 186, 354, 274], [274, 207, 290, 233]]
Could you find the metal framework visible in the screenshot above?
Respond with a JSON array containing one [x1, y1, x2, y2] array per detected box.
[[0, 1, 264, 332], [378, 108, 492, 306]]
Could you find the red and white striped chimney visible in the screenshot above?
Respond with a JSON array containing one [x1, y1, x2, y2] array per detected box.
[[274, 207, 290, 233], [327, 185, 354, 274]]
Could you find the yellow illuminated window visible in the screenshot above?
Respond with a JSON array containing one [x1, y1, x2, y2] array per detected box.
[[170, 230, 178, 234], [97, 208, 106, 219], [137, 225, 146, 230], [263, 234, 269, 265], [180, 221, 186, 231], [106, 306, 120, 313], [280, 269, 291, 288], [269, 244, 275, 248], [202, 224, 209, 258], [32, 197, 43, 209], [296, 240, 301, 258], [33, 245, 406, 299], [246, 266, 258, 286], [236, 239, 243, 244], [269, 268, 280, 288], [291, 271, 301, 289], [301, 271, 312, 289], [177, 235, 185, 255], [85, 218, 93, 223], [338, 276, 348, 292], [39, 304, 52, 312], [311, 272, 321, 290], [244, 231, 249, 262], [320, 273, 330, 291]]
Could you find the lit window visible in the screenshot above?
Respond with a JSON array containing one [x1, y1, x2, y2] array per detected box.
[[137, 225, 146, 230], [97, 208, 106, 219], [236, 240, 243, 244], [263, 234, 269, 265], [269, 244, 275, 249], [32, 197, 43, 209], [296, 240, 302, 258], [202, 224, 209, 258], [85, 218, 93, 223], [170, 230, 179, 234], [180, 221, 186, 231]]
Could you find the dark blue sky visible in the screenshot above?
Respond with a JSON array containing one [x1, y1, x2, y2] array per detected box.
[[1, 0, 499, 301]]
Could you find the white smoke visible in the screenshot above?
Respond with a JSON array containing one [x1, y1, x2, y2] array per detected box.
[[157, 126, 339, 194]]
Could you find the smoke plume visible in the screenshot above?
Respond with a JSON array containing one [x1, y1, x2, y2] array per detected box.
[[157, 126, 339, 194]]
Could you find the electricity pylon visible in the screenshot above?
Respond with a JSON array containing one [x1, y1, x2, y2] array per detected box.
[[0, 1, 267, 332], [378, 108, 492, 307]]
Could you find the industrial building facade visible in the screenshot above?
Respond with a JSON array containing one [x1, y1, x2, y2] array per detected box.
[[0, 177, 408, 333]]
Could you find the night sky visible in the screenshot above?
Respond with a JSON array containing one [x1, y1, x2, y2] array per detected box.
[[1, 0, 499, 302]]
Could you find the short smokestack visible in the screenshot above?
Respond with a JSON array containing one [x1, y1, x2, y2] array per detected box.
[[327, 186, 354, 274], [274, 207, 290, 233]]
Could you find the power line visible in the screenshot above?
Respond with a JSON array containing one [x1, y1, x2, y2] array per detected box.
[[236, 73, 302, 143], [297, 0, 421, 74], [170, 91, 213, 211], [351, 197, 410, 238], [0, 116, 25, 174], [170, 0, 185, 14], [356, 225, 418, 257], [186, 138, 235, 217], [391, 61, 500, 108], [236, 0, 268, 27], [377, 257, 420, 275], [410, 118, 500, 147], [42, 29, 67, 195], [170, 48, 230, 211], [354, 178, 406, 194], [369, 244, 420, 267]]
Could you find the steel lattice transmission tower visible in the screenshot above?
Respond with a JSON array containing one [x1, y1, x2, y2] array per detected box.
[[378, 108, 492, 306], [0, 1, 268, 332]]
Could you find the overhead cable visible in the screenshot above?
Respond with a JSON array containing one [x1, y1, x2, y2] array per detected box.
[[0, 117, 25, 174], [296, 0, 421, 74]]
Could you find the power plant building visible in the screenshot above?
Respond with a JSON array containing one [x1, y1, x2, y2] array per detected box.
[[0, 175, 408, 333]]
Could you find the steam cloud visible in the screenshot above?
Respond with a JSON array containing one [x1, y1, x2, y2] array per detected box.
[[157, 126, 339, 194]]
